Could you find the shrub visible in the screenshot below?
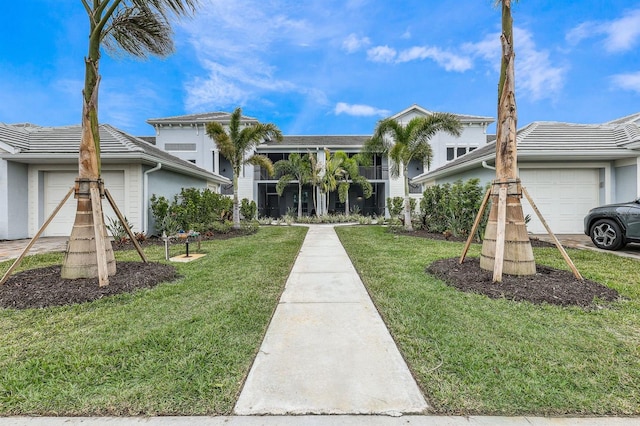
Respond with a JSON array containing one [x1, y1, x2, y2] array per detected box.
[[240, 198, 257, 220], [386, 196, 416, 219], [150, 188, 233, 235], [420, 178, 488, 240], [106, 215, 134, 243]]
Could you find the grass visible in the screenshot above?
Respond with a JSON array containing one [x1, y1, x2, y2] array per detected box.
[[335, 226, 640, 416], [0, 226, 307, 416]]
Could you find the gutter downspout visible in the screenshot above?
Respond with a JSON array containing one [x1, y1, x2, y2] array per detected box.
[[143, 163, 162, 234], [482, 161, 496, 170]]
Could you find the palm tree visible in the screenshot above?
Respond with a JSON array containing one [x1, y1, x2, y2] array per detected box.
[[480, 0, 536, 279], [206, 107, 283, 229], [335, 151, 373, 215], [274, 153, 311, 218], [320, 149, 345, 215], [307, 152, 323, 216], [365, 114, 462, 231], [62, 0, 199, 282]]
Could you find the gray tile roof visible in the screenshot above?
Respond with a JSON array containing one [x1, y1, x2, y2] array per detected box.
[[388, 104, 495, 124], [147, 111, 258, 125], [261, 135, 370, 148], [0, 123, 227, 182], [417, 117, 640, 181], [0, 123, 30, 150], [605, 112, 640, 125]]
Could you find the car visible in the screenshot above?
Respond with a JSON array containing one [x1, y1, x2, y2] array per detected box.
[[584, 198, 640, 250]]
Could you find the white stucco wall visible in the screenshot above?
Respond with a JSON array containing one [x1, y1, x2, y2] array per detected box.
[[155, 125, 216, 172], [0, 159, 29, 239]]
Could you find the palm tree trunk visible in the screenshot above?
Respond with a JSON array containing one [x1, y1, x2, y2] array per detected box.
[[403, 167, 413, 231], [480, 0, 535, 278], [61, 37, 115, 280], [297, 182, 303, 218], [232, 171, 240, 229]]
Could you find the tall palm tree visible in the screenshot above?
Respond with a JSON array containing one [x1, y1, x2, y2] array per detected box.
[[307, 152, 323, 216], [335, 151, 372, 215], [206, 107, 283, 229], [365, 114, 462, 231], [480, 0, 536, 279], [62, 0, 199, 281], [274, 153, 311, 218], [320, 149, 345, 215]]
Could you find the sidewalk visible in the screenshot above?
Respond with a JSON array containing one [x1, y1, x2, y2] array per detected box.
[[234, 224, 427, 415]]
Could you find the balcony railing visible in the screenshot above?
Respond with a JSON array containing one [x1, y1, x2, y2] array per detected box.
[[254, 165, 387, 181], [255, 167, 288, 180], [358, 165, 387, 180]]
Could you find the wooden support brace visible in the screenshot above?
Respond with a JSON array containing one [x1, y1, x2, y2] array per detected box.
[[104, 188, 147, 263], [493, 185, 508, 283], [90, 185, 110, 287], [0, 187, 74, 286], [522, 187, 583, 280], [460, 187, 491, 264]]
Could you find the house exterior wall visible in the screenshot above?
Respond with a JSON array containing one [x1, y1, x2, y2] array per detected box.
[[428, 125, 488, 172], [154, 125, 213, 170], [614, 163, 637, 202], [0, 161, 29, 239], [147, 167, 211, 235]]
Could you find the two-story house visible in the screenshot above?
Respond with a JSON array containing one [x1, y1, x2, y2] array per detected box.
[[148, 104, 494, 218]]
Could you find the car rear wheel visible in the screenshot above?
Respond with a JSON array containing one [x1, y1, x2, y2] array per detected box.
[[590, 219, 625, 250]]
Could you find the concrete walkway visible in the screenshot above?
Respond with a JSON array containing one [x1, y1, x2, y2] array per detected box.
[[0, 237, 68, 263], [234, 225, 428, 415]]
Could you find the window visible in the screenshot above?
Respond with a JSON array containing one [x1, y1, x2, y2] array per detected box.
[[447, 147, 455, 161], [447, 146, 477, 162]]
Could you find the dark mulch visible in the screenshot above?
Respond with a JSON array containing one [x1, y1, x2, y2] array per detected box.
[[427, 257, 620, 308], [0, 262, 177, 310], [403, 229, 556, 248]]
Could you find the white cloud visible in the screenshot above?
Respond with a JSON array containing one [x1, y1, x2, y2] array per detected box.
[[611, 71, 640, 93], [464, 28, 567, 101], [396, 46, 472, 72], [342, 33, 371, 53], [566, 8, 640, 53], [367, 45, 397, 63], [334, 102, 390, 117]]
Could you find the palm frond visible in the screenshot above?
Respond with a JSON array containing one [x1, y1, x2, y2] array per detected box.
[[276, 174, 294, 196], [130, 0, 199, 20], [248, 154, 274, 177], [206, 121, 236, 161], [104, 5, 173, 57]]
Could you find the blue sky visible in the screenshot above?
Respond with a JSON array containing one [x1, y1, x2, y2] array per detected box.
[[1, 0, 639, 137]]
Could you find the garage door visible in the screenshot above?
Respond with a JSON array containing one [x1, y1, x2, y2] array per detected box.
[[520, 168, 599, 234], [43, 171, 125, 237]]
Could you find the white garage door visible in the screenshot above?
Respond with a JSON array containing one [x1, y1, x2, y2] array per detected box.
[[520, 168, 599, 234], [43, 171, 125, 237]]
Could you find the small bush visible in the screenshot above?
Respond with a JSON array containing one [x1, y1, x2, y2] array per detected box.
[[106, 216, 134, 243], [240, 198, 257, 220]]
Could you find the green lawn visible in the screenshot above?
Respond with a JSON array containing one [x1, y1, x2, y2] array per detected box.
[[0, 226, 307, 416], [336, 225, 640, 416]]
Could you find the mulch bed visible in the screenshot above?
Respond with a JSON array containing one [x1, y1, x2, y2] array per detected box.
[[0, 230, 255, 310], [427, 257, 620, 308], [0, 262, 177, 310]]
